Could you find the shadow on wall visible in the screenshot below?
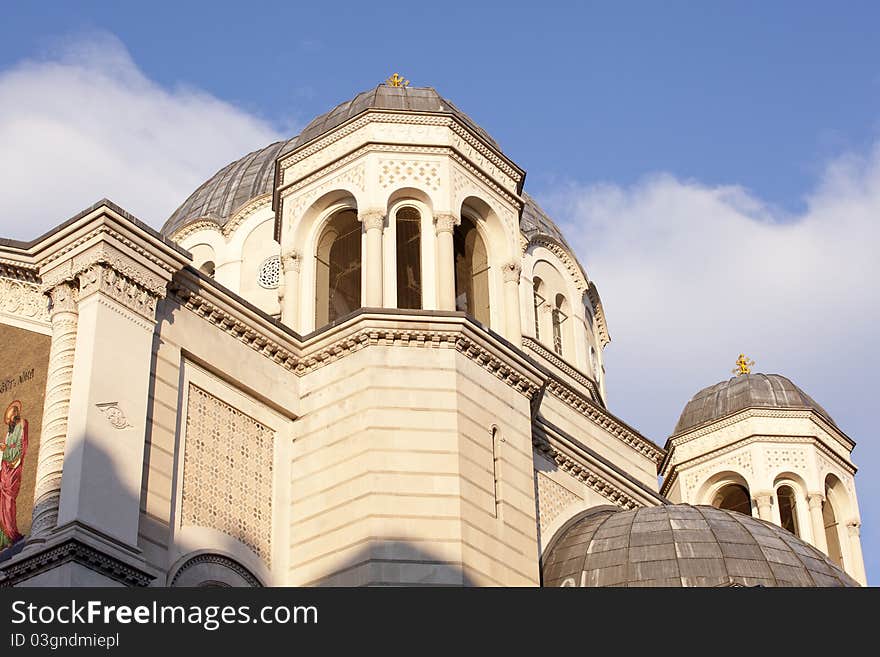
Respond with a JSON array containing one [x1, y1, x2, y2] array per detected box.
[[307, 541, 476, 587]]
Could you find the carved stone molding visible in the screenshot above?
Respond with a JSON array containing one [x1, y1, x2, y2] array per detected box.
[[168, 219, 223, 243], [528, 236, 588, 293], [77, 263, 160, 320], [434, 213, 458, 235], [222, 194, 272, 237], [359, 210, 386, 232], [0, 538, 154, 587], [0, 277, 50, 323], [532, 437, 641, 510], [522, 337, 599, 402], [501, 260, 522, 283], [545, 379, 664, 463], [170, 554, 261, 587]]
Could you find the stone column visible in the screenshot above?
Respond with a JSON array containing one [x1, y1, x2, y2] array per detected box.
[[434, 213, 458, 311], [502, 260, 522, 343], [279, 250, 301, 329], [754, 493, 774, 522], [807, 493, 828, 554], [846, 521, 867, 585], [29, 282, 79, 540], [361, 211, 385, 308]]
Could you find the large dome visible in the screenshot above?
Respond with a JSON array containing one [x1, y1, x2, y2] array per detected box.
[[673, 373, 835, 435], [542, 504, 858, 587], [161, 86, 569, 247]]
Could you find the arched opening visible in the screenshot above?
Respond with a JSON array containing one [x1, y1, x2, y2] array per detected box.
[[712, 483, 752, 516], [396, 206, 422, 309], [532, 277, 545, 340], [453, 216, 490, 325], [776, 485, 800, 537], [315, 209, 361, 327], [823, 475, 848, 569], [190, 243, 217, 278]]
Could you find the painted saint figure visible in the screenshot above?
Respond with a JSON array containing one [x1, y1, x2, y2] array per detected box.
[[0, 400, 28, 548]]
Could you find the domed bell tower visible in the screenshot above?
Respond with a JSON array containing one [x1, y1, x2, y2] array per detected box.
[[659, 355, 867, 585]]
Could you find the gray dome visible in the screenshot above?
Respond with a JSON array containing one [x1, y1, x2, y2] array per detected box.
[[542, 504, 858, 587], [162, 138, 296, 237], [295, 85, 501, 152], [673, 373, 834, 435]]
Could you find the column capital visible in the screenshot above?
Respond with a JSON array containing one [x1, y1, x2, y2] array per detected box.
[[434, 213, 460, 235], [807, 492, 826, 508], [46, 281, 79, 316], [501, 260, 522, 283], [359, 210, 386, 232], [281, 250, 302, 273], [753, 492, 774, 506], [846, 520, 861, 537]]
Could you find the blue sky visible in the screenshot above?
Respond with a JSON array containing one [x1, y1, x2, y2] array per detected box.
[[1, 2, 878, 583]]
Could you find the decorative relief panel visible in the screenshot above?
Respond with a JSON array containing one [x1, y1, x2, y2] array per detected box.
[[0, 277, 50, 324], [182, 384, 274, 564], [284, 163, 365, 226], [378, 160, 440, 192], [535, 471, 581, 534], [765, 447, 807, 474]]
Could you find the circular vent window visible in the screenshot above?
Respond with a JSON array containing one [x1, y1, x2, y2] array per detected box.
[[257, 256, 281, 289]]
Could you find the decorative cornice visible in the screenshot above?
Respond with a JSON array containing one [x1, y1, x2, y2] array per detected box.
[[533, 434, 641, 510], [0, 538, 154, 587], [522, 336, 599, 402], [659, 434, 857, 496], [169, 278, 299, 371], [545, 378, 664, 463], [279, 112, 522, 185], [665, 406, 855, 455], [170, 553, 261, 587], [0, 258, 40, 283]]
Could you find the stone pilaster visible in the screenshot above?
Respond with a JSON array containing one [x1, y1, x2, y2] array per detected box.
[[279, 250, 301, 329], [807, 493, 828, 554], [502, 260, 522, 343]]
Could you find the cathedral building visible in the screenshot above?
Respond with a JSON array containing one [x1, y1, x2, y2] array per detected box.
[[0, 79, 866, 587]]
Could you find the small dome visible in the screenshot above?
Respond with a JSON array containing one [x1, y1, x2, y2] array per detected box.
[[673, 373, 834, 435], [542, 504, 858, 587], [294, 85, 501, 152]]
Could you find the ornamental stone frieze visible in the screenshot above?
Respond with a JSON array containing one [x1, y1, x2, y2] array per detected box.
[[0, 276, 51, 324]]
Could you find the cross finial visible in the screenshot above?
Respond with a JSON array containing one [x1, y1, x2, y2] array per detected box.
[[386, 73, 410, 88], [732, 353, 755, 376]]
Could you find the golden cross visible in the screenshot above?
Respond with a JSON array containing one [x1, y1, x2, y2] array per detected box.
[[732, 353, 755, 376], [386, 73, 410, 87]]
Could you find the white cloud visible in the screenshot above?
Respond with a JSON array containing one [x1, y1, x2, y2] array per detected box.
[[0, 33, 283, 240], [543, 146, 880, 580]]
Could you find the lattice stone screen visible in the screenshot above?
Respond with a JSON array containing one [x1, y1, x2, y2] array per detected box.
[[535, 471, 581, 535], [182, 384, 274, 564]]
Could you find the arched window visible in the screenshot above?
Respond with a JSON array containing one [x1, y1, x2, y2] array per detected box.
[[199, 261, 216, 277], [532, 278, 545, 340], [396, 207, 421, 309], [315, 209, 361, 328], [777, 485, 800, 536], [712, 483, 752, 516], [552, 294, 569, 357], [823, 476, 847, 568], [453, 216, 490, 325]]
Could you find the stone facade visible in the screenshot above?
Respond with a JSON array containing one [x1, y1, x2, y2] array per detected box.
[[0, 85, 865, 587]]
